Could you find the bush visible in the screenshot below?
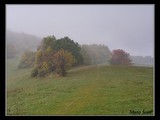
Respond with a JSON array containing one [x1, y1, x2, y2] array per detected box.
[[18, 50, 35, 69], [54, 49, 76, 77], [31, 68, 38, 77], [37, 69, 46, 77]]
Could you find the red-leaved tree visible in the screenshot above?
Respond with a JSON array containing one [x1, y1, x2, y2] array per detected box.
[[111, 49, 132, 65]]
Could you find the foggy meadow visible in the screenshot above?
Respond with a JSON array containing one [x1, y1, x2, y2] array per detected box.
[[6, 5, 154, 115]]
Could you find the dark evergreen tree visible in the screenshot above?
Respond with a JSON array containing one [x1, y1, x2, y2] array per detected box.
[[53, 37, 83, 65]]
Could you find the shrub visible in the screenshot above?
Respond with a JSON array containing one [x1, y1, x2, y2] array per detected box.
[[37, 69, 46, 77], [31, 67, 38, 77], [18, 50, 35, 69], [54, 49, 76, 77]]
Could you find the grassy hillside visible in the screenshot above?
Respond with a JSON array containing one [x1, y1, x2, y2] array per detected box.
[[6, 57, 153, 115]]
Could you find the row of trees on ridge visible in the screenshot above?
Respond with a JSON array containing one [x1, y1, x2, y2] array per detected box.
[[18, 35, 132, 77]]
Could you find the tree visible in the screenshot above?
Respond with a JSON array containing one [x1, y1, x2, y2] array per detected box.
[[54, 49, 76, 77], [31, 35, 57, 77], [37, 35, 83, 65], [80, 44, 112, 65], [7, 44, 16, 59], [53, 37, 83, 65], [31, 48, 55, 77], [37, 35, 56, 51], [18, 50, 35, 69], [80, 45, 91, 65], [111, 49, 132, 65]]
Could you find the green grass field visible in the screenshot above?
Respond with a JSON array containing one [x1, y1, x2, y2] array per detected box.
[[6, 57, 153, 115]]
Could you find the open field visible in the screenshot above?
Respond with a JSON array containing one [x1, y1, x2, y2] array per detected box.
[[6, 57, 153, 115]]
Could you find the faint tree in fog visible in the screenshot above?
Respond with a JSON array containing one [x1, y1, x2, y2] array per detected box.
[[7, 44, 16, 59], [18, 50, 35, 68]]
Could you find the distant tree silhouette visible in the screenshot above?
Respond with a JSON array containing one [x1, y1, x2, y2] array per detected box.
[[7, 44, 16, 59]]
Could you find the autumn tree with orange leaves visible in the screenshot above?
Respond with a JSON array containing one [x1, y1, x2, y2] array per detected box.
[[54, 49, 76, 76]]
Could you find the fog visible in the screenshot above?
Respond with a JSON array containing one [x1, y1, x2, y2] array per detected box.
[[6, 4, 154, 57]]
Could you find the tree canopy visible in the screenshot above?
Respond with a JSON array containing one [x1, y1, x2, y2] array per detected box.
[[110, 49, 132, 65], [37, 36, 83, 65], [37, 35, 56, 51], [80, 44, 111, 65], [53, 37, 83, 65], [54, 49, 76, 76], [18, 50, 35, 69]]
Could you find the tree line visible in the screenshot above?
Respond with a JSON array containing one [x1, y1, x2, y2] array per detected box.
[[17, 35, 132, 77]]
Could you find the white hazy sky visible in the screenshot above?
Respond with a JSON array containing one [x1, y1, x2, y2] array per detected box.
[[6, 4, 154, 57]]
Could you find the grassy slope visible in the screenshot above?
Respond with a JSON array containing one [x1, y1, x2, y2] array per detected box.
[[6, 57, 153, 115]]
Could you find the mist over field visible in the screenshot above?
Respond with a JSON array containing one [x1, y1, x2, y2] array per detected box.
[[6, 5, 154, 57], [6, 5, 154, 116], [6, 29, 153, 67]]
